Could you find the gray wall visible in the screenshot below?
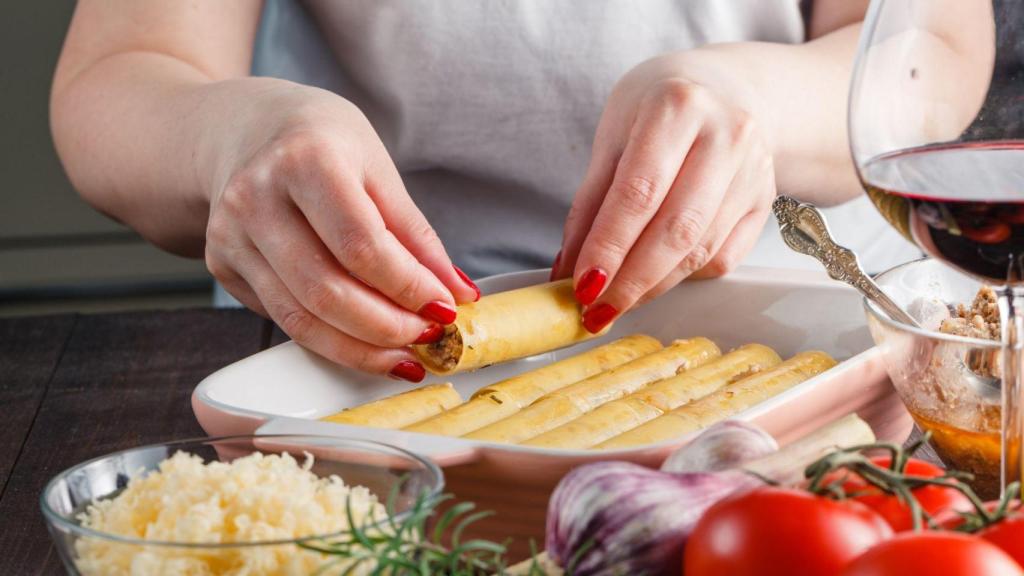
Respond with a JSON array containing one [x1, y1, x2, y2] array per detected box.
[[0, 2, 209, 297]]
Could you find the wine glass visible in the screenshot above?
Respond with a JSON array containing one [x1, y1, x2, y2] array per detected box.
[[850, 0, 1024, 490]]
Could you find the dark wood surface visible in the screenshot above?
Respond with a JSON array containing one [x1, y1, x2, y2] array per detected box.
[[0, 310, 941, 575], [0, 309, 267, 575]]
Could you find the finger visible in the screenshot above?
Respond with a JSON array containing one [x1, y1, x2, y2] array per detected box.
[[554, 134, 619, 281], [243, 199, 442, 348], [583, 132, 750, 329], [231, 243, 425, 380], [363, 153, 480, 303], [274, 145, 458, 322], [641, 207, 771, 306], [205, 228, 269, 317], [571, 82, 705, 305], [688, 205, 770, 280], [639, 154, 773, 303], [556, 85, 644, 281], [220, 275, 268, 318], [685, 149, 774, 283]]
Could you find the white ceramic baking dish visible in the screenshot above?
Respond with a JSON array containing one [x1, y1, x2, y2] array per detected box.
[[192, 266, 912, 555]]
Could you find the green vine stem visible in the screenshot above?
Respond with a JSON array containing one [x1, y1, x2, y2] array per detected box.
[[803, 432, 1017, 532]]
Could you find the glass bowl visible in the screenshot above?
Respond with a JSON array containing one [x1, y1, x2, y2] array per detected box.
[[40, 435, 443, 575], [866, 258, 1002, 497]]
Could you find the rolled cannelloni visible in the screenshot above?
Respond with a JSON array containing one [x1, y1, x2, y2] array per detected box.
[[320, 383, 462, 429], [522, 343, 781, 449], [595, 350, 837, 449], [464, 337, 721, 444], [404, 334, 662, 437], [413, 280, 600, 375]]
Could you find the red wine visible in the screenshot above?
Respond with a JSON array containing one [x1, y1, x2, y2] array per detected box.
[[862, 141, 1024, 283]]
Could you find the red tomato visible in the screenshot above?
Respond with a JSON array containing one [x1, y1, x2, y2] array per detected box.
[[980, 515, 1024, 568], [961, 222, 1012, 244], [934, 500, 1011, 530], [824, 457, 973, 531], [685, 487, 893, 576], [934, 499, 1024, 566], [841, 532, 1022, 576]]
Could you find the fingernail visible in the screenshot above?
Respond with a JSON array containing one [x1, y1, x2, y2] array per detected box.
[[574, 268, 607, 306], [419, 300, 457, 325], [453, 265, 480, 302], [550, 250, 563, 282], [583, 303, 618, 334], [413, 324, 445, 344], [389, 360, 426, 382]]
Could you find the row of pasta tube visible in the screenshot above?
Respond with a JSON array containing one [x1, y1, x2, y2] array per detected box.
[[320, 334, 837, 450]]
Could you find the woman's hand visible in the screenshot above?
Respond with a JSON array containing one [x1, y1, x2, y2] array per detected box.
[[553, 52, 777, 333], [203, 81, 479, 380]]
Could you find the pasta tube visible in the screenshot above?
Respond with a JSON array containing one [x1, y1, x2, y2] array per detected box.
[[321, 383, 462, 428], [596, 350, 837, 449], [413, 280, 601, 375], [405, 334, 662, 436], [464, 338, 720, 444], [523, 343, 781, 449]]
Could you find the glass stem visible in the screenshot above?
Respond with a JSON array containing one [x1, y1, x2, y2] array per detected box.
[[999, 286, 1024, 492]]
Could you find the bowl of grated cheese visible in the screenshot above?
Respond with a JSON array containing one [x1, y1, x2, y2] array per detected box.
[[40, 435, 443, 576]]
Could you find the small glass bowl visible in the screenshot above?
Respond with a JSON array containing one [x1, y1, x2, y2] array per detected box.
[[40, 435, 443, 575], [866, 258, 1002, 497]]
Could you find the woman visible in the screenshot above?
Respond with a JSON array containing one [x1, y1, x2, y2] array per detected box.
[[50, 0, 918, 382]]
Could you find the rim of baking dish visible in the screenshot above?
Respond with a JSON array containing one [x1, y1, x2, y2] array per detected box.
[[193, 266, 871, 456]]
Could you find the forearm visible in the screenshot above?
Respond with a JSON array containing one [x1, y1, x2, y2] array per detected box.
[[683, 25, 864, 205], [52, 53, 277, 256], [50, 0, 265, 257]]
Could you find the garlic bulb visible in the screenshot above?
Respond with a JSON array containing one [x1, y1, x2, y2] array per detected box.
[[545, 461, 757, 576], [544, 415, 875, 575], [661, 420, 778, 474]]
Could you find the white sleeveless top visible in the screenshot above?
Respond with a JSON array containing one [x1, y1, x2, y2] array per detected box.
[[250, 0, 921, 278]]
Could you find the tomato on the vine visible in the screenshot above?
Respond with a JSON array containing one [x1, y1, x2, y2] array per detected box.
[[934, 500, 1008, 530], [978, 514, 1024, 568], [684, 487, 892, 576], [840, 532, 1022, 576], [934, 496, 1024, 565], [820, 456, 973, 531]]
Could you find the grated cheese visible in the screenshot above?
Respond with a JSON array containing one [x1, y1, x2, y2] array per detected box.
[[74, 450, 387, 575]]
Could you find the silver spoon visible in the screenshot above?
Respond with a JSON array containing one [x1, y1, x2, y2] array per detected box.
[[771, 195, 1000, 392], [772, 195, 919, 327]]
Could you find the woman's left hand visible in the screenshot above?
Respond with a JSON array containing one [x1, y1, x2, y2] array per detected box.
[[553, 52, 777, 333]]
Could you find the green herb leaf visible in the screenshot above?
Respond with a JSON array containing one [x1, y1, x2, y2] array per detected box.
[[300, 477, 543, 575]]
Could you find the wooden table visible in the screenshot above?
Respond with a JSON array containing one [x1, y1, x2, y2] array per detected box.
[[0, 309, 285, 574], [0, 309, 939, 574]]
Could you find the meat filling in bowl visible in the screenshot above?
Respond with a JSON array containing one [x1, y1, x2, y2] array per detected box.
[[939, 286, 1000, 340], [908, 286, 1002, 498]]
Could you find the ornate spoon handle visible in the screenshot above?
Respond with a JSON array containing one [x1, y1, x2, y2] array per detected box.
[[772, 195, 921, 329]]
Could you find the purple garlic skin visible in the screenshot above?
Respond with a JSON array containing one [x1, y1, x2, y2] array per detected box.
[[661, 420, 778, 474], [545, 461, 758, 576]]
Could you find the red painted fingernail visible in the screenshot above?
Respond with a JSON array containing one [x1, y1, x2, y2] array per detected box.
[[413, 324, 444, 344], [583, 303, 618, 334], [453, 265, 480, 302], [419, 300, 457, 325], [574, 268, 607, 306], [550, 250, 563, 282], [389, 360, 426, 382]]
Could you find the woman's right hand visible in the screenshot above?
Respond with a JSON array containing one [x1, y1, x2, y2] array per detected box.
[[202, 81, 479, 381]]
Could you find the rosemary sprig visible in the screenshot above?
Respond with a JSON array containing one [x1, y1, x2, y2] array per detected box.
[[299, 479, 552, 576]]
